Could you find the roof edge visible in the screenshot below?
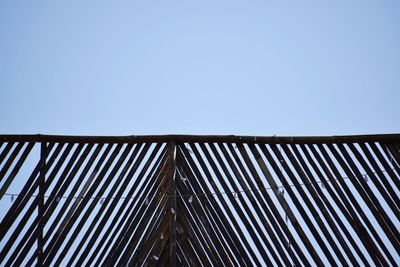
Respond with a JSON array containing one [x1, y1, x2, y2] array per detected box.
[[1, 133, 399, 144]]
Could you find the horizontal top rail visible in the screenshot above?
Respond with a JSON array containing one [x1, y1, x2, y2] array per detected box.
[[0, 133, 400, 144]]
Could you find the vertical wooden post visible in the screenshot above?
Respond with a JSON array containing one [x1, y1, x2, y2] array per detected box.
[[168, 142, 177, 266], [37, 142, 46, 266]]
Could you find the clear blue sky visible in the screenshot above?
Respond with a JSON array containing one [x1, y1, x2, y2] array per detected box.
[[1, 0, 399, 136]]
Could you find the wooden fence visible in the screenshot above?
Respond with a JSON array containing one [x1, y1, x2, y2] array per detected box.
[[1, 134, 399, 266]]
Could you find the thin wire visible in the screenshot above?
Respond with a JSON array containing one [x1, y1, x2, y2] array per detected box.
[[1, 168, 394, 202]]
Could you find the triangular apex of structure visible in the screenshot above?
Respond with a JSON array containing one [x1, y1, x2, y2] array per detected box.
[[174, 144, 252, 266]]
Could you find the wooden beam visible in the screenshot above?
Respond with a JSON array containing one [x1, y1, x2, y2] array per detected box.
[[37, 142, 47, 266], [168, 142, 177, 267], [1, 133, 400, 145]]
